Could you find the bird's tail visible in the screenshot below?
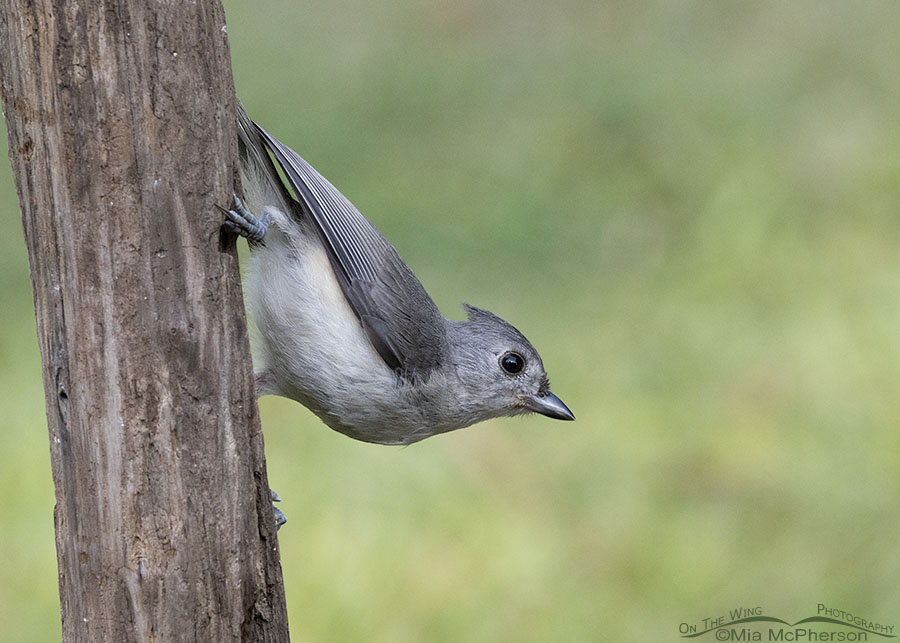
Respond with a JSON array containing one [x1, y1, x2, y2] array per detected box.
[[236, 101, 295, 219]]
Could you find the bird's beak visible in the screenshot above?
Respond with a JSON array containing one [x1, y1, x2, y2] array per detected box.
[[524, 391, 575, 421]]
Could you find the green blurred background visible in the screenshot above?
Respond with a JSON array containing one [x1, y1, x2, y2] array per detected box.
[[2, 1, 899, 640]]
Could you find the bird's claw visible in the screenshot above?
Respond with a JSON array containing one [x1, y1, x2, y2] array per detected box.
[[270, 488, 286, 530], [220, 192, 270, 242]]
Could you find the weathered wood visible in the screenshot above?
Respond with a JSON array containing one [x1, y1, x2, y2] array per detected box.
[[0, 1, 290, 641]]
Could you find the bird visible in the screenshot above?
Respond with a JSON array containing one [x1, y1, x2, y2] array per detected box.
[[222, 103, 574, 446]]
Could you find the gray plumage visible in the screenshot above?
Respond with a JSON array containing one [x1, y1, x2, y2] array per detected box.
[[226, 103, 573, 445]]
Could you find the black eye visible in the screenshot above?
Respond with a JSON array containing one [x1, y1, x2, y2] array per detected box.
[[500, 352, 525, 374]]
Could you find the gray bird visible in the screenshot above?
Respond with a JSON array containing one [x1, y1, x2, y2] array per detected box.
[[223, 104, 574, 446]]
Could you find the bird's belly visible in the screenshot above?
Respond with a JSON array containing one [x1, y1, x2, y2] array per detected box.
[[246, 232, 423, 443]]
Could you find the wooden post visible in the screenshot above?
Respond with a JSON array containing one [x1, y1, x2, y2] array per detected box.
[[0, 1, 290, 641]]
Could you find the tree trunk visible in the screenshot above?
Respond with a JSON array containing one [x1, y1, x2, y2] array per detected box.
[[0, 1, 290, 641]]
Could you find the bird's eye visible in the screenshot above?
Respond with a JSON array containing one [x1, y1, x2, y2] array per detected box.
[[500, 352, 525, 374]]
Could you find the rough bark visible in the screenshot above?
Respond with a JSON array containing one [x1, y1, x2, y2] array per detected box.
[[0, 1, 290, 641]]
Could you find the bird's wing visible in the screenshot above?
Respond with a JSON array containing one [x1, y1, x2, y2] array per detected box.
[[254, 122, 448, 378]]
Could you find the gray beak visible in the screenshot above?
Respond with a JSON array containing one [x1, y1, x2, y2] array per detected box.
[[525, 391, 575, 421]]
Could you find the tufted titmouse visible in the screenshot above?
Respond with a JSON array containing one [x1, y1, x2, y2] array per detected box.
[[223, 104, 574, 445]]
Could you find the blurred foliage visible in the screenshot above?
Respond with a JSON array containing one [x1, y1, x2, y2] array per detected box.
[[2, 1, 900, 641]]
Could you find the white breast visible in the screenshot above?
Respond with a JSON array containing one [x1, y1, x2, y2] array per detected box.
[[244, 207, 427, 443]]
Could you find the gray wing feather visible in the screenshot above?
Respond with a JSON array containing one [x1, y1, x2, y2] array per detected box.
[[253, 121, 448, 378]]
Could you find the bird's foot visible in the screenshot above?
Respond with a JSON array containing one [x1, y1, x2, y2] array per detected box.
[[270, 488, 287, 530], [219, 193, 270, 242]]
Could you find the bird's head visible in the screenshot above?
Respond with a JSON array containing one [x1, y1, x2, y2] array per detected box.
[[446, 304, 574, 424]]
